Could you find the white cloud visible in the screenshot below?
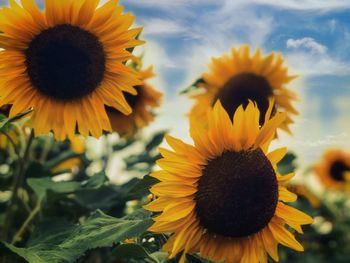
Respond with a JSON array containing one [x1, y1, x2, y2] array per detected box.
[[276, 95, 350, 167], [122, 0, 215, 9], [140, 18, 187, 36], [286, 51, 350, 76], [134, 3, 276, 89], [124, 0, 350, 12], [134, 40, 180, 70], [333, 97, 350, 135], [285, 38, 350, 76], [327, 19, 338, 32], [125, 0, 350, 169], [222, 0, 350, 12], [121, 0, 189, 8], [287, 37, 328, 54]]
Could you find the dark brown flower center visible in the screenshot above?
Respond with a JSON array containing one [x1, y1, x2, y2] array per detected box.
[[25, 24, 106, 101], [195, 148, 278, 238], [330, 160, 350, 182], [213, 73, 274, 125], [105, 86, 142, 115]]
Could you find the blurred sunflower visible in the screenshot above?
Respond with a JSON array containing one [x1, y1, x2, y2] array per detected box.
[[51, 136, 85, 174], [0, 0, 144, 140], [106, 65, 162, 137], [314, 149, 350, 191], [145, 100, 312, 263], [190, 45, 298, 133]]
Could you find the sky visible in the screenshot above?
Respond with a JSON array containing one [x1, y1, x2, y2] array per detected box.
[[117, 0, 350, 169], [2, 0, 350, 169]]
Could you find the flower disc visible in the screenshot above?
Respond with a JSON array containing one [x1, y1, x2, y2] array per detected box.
[[195, 149, 278, 238], [26, 24, 106, 100]]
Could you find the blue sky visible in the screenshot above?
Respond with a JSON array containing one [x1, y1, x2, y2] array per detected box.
[[1, 0, 350, 168], [117, 0, 350, 168]]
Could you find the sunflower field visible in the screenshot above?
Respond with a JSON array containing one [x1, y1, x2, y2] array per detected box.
[[0, 1, 350, 263]]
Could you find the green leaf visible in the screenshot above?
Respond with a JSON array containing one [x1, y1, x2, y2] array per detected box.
[[123, 208, 151, 221], [0, 109, 32, 130], [124, 154, 161, 172], [145, 131, 166, 152], [149, 252, 169, 263], [27, 172, 108, 201], [113, 244, 150, 260], [4, 209, 153, 263], [0, 114, 6, 121], [180, 78, 205, 94], [26, 219, 76, 247], [27, 177, 80, 201], [24, 162, 51, 179], [74, 185, 124, 211], [82, 172, 109, 189], [277, 152, 297, 175], [127, 175, 159, 198]]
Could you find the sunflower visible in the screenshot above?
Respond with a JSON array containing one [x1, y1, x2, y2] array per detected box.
[[190, 45, 298, 133], [314, 149, 350, 191], [0, 0, 144, 140], [145, 100, 312, 263], [106, 65, 162, 137], [51, 135, 85, 174]]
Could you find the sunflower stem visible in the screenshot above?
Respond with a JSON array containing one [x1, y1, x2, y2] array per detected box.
[[2, 129, 34, 242], [11, 200, 41, 244]]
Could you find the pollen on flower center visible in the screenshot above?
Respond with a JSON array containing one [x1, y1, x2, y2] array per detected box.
[[195, 148, 278, 238], [213, 73, 274, 125], [25, 24, 106, 101], [330, 161, 350, 181]]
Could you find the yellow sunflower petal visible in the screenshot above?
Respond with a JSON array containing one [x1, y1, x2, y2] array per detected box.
[[261, 228, 279, 262], [267, 147, 288, 166], [279, 186, 297, 202], [277, 172, 295, 183], [276, 202, 313, 225], [269, 218, 304, 252], [155, 200, 195, 222], [255, 112, 287, 148], [150, 182, 197, 198]]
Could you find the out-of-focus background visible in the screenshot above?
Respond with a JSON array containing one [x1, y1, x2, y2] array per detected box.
[[117, 0, 350, 169], [1, 2, 350, 263], [3, 0, 350, 168]]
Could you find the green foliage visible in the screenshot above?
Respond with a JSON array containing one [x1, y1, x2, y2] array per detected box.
[[1, 112, 350, 263], [27, 173, 107, 201], [0, 110, 32, 131], [277, 152, 297, 174], [4, 209, 152, 263], [180, 78, 205, 94], [127, 175, 159, 199], [0, 112, 166, 263]]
